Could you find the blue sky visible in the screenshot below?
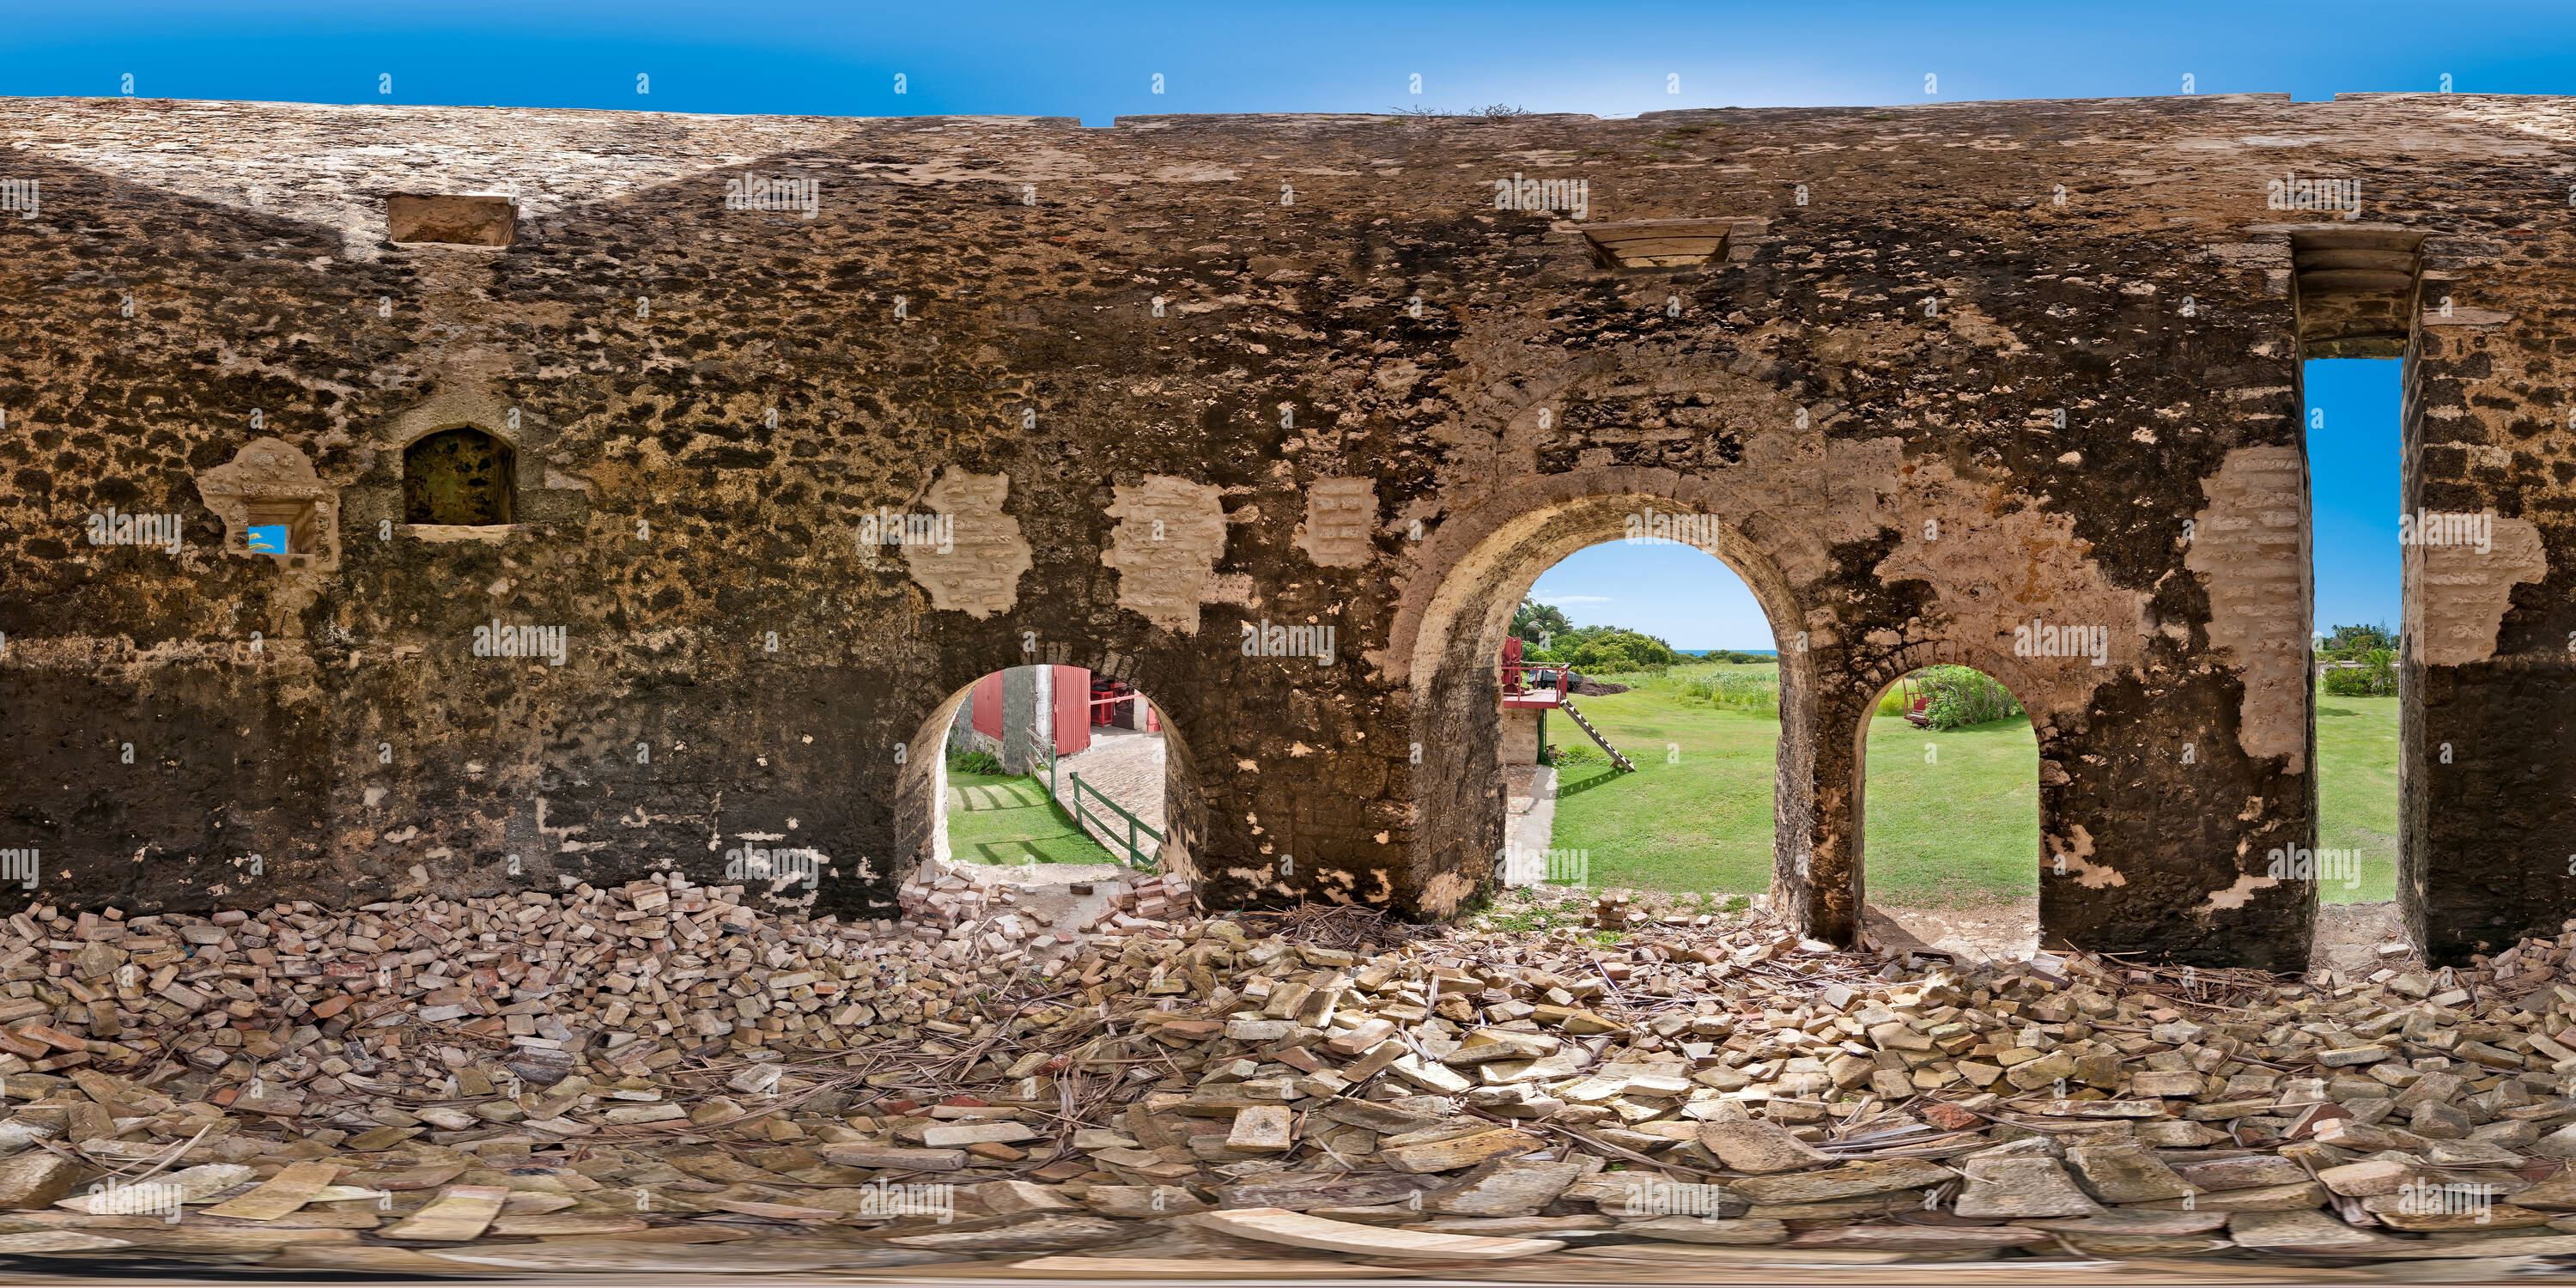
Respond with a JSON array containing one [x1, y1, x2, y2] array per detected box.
[[2306, 361, 2403, 639], [3, 1, 2472, 649], [1533, 543, 1781, 653], [7, 1, 2575, 118]]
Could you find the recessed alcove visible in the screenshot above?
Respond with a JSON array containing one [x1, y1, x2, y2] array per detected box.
[[403, 427, 516, 526], [386, 193, 519, 247], [1581, 218, 1735, 270]]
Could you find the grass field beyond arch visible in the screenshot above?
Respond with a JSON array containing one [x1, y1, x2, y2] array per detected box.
[[1546, 669, 2396, 906]]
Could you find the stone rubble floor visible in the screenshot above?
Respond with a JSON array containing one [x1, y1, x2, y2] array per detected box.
[[1871, 900, 2417, 977], [0, 882, 2574, 1283]]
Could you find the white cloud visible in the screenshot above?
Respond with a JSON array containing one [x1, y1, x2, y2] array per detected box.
[[1537, 593, 1613, 605]]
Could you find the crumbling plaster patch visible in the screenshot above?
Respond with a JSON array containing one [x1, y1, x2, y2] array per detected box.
[[1419, 870, 1477, 919], [2198, 871, 2280, 914], [1296, 477, 1377, 568], [1103, 476, 1229, 634], [2046, 824, 2125, 890], [2409, 517, 2548, 666], [194, 437, 341, 572], [906, 467, 1031, 619], [2186, 445, 2311, 765]]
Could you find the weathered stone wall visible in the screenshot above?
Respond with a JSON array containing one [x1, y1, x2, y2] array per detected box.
[[2391, 110, 2576, 961], [1501, 708, 1540, 768], [3, 91, 2568, 965]]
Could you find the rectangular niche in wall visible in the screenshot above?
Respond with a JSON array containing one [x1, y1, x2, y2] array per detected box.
[[1582, 218, 1735, 270], [2290, 227, 2425, 358], [404, 427, 517, 526], [196, 438, 340, 571], [386, 193, 519, 247]]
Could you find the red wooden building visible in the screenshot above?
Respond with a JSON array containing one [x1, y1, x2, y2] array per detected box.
[[969, 666, 1157, 759]]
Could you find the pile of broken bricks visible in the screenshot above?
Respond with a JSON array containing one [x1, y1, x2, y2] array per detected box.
[[8, 879, 2576, 1276]]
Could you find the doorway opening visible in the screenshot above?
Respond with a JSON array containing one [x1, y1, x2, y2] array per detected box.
[[2287, 224, 2419, 958], [2305, 359, 2403, 919], [1858, 665, 2041, 961], [1498, 538, 1781, 901], [888, 664, 1199, 958], [934, 665, 1170, 872]]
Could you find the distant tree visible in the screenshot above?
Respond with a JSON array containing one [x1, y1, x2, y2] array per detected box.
[[1510, 598, 1574, 650], [2320, 623, 2394, 659]]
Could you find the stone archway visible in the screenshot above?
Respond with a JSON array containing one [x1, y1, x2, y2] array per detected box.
[[1849, 647, 2049, 957], [1390, 470, 1820, 917], [892, 661, 1205, 896]]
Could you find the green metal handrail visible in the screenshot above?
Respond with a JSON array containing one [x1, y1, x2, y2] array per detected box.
[[1044, 750, 1163, 869], [1070, 770, 1162, 871]]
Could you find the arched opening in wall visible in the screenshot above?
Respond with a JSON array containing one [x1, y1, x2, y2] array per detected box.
[[1501, 538, 1783, 902], [403, 426, 515, 526], [1856, 665, 2041, 961], [890, 665, 1199, 933], [1394, 486, 1816, 925]]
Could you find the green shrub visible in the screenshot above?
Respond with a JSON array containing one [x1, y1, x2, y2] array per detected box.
[[1911, 665, 2022, 730], [2320, 648, 2397, 696], [1876, 687, 1908, 717], [1549, 741, 1604, 766], [946, 749, 1003, 775], [1556, 627, 1683, 674]]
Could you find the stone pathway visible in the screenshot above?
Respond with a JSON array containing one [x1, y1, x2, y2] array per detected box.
[[1050, 725, 1167, 858]]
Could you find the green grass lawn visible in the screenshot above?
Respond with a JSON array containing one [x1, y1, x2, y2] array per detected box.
[[1548, 666, 2036, 907], [1556, 666, 2042, 906], [1544, 671, 2401, 908], [944, 770, 1119, 866], [1548, 669, 1783, 896], [1856, 713, 2038, 906], [2316, 695, 2398, 903]]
